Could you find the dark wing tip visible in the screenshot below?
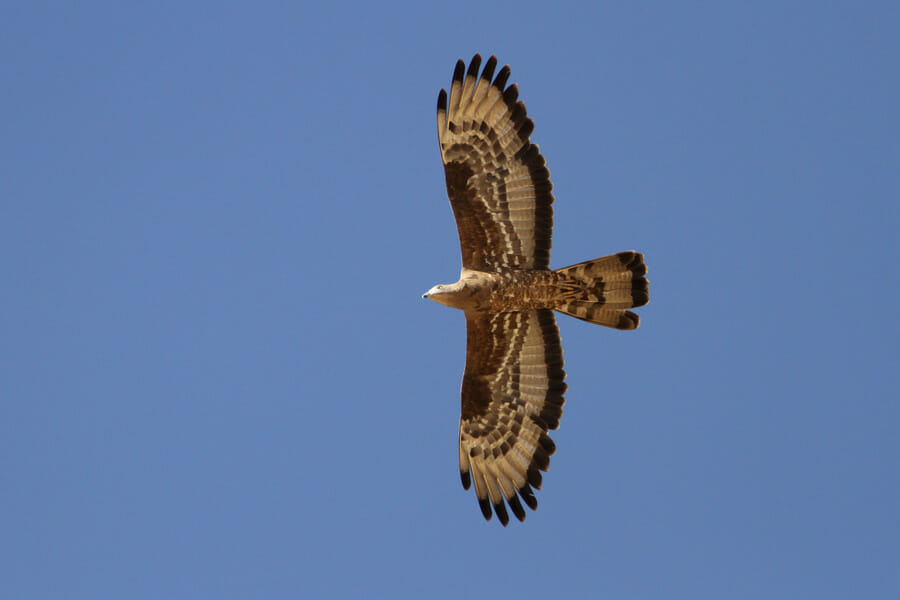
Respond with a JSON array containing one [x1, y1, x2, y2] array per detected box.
[[437, 88, 447, 111], [519, 485, 538, 510], [527, 466, 543, 489], [502, 83, 519, 105], [478, 497, 493, 521], [481, 55, 498, 82], [494, 501, 510, 526], [460, 469, 471, 490], [466, 53, 482, 78], [452, 59, 466, 84], [507, 494, 527, 522], [493, 64, 511, 90]]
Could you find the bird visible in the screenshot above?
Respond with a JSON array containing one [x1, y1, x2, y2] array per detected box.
[[423, 54, 649, 526]]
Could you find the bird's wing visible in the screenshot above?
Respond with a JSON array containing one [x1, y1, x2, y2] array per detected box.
[[437, 54, 554, 272], [459, 309, 566, 525]]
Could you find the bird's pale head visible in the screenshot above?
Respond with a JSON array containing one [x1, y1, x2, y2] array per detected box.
[[422, 282, 463, 308], [422, 283, 448, 299]]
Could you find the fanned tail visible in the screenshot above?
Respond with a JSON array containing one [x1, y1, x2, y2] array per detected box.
[[553, 251, 649, 330]]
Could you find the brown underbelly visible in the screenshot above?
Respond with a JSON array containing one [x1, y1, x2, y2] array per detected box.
[[484, 271, 564, 312]]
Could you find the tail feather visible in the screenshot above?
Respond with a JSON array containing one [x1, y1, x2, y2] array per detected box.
[[554, 251, 648, 330]]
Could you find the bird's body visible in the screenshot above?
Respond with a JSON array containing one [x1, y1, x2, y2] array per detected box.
[[427, 257, 646, 319], [425, 268, 560, 312], [424, 54, 649, 525]]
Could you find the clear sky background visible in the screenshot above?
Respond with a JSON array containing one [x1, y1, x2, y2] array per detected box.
[[2, 2, 898, 598]]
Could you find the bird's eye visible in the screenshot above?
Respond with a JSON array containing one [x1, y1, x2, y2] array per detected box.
[[437, 285, 443, 289]]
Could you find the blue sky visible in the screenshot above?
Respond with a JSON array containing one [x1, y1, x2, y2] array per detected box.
[[2, 2, 898, 598]]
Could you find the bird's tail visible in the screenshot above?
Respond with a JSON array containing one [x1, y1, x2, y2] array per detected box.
[[553, 251, 649, 330]]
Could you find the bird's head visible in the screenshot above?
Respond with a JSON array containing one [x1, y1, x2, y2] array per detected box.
[[422, 283, 447, 300], [422, 282, 461, 307]]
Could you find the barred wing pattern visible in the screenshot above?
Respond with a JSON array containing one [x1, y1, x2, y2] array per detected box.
[[437, 54, 554, 271], [459, 310, 566, 525]]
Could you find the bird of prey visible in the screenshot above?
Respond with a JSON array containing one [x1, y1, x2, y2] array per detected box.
[[423, 54, 649, 526]]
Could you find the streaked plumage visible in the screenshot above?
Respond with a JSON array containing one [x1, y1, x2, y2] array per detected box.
[[424, 54, 649, 525]]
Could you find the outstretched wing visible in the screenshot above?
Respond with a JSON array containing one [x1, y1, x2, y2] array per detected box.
[[437, 54, 554, 272], [459, 309, 566, 525]]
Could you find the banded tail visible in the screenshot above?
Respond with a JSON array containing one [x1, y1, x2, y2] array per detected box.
[[554, 251, 649, 330]]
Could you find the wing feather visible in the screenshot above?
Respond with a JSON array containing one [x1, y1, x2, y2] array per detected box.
[[437, 54, 554, 271], [458, 309, 566, 525]]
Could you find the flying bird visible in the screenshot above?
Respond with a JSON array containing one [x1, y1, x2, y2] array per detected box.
[[423, 54, 649, 525]]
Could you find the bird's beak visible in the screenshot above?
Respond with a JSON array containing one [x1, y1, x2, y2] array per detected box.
[[422, 291, 430, 299]]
